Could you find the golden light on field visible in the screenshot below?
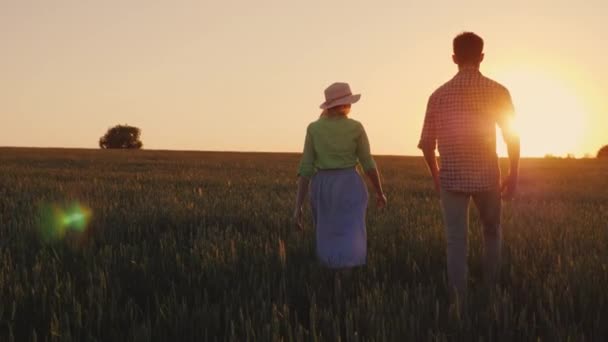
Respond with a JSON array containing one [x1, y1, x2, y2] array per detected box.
[[495, 68, 589, 157]]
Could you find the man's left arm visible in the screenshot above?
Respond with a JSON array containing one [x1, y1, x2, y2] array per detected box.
[[497, 89, 520, 199]]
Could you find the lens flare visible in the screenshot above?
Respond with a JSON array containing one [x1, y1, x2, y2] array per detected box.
[[39, 203, 92, 242]]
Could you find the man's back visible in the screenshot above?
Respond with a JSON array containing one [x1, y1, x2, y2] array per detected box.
[[418, 31, 520, 308], [419, 66, 514, 193]]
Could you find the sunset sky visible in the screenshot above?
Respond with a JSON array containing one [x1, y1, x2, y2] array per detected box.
[[1, 0, 606, 157]]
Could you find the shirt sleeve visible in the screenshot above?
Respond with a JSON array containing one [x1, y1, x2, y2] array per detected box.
[[417, 94, 438, 150], [496, 88, 518, 143], [297, 126, 315, 177], [356, 123, 377, 171]]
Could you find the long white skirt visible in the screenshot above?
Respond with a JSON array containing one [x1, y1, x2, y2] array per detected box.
[[310, 168, 368, 268]]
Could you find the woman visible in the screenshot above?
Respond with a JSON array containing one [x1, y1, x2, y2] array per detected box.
[[294, 82, 387, 269]]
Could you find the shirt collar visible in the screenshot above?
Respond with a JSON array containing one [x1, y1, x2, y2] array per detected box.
[[320, 114, 347, 120], [457, 65, 482, 75]]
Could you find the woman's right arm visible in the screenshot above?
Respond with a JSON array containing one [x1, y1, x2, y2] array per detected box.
[[293, 176, 310, 230], [294, 127, 315, 229]]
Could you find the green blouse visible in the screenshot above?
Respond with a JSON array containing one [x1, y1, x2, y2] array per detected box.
[[297, 116, 377, 177]]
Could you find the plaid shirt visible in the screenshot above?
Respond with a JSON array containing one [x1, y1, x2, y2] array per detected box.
[[418, 66, 515, 193]]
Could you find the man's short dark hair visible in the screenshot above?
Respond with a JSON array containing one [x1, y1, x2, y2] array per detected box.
[[453, 32, 484, 64]]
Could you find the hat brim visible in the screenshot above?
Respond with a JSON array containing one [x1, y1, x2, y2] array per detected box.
[[319, 94, 361, 109]]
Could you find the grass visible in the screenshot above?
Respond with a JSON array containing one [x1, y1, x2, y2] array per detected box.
[[0, 147, 607, 341]]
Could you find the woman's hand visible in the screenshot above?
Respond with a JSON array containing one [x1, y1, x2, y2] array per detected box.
[[365, 168, 387, 209], [293, 207, 304, 230], [376, 193, 388, 209], [294, 177, 310, 231]]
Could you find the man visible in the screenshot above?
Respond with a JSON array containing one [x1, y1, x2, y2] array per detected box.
[[418, 32, 520, 306]]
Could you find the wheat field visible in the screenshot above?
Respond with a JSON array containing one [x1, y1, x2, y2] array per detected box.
[[0, 148, 606, 341]]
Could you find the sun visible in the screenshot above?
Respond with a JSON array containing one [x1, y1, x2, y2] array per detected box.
[[494, 68, 589, 157]]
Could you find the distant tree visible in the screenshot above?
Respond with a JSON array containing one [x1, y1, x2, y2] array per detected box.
[[598, 145, 608, 159], [99, 125, 143, 149]]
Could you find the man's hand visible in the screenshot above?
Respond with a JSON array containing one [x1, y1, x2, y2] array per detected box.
[[433, 172, 441, 195], [293, 207, 304, 231], [421, 147, 441, 197], [501, 173, 518, 200]]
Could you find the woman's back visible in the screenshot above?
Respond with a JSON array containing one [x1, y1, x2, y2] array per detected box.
[[293, 82, 387, 269], [299, 115, 375, 177]]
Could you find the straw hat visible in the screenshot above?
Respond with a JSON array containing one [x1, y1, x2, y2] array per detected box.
[[319, 82, 361, 109]]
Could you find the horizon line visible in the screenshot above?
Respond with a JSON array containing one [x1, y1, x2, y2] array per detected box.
[[0, 146, 596, 159]]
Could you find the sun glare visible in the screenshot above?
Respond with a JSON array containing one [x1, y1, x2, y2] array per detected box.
[[495, 69, 589, 157], [39, 202, 92, 242]]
